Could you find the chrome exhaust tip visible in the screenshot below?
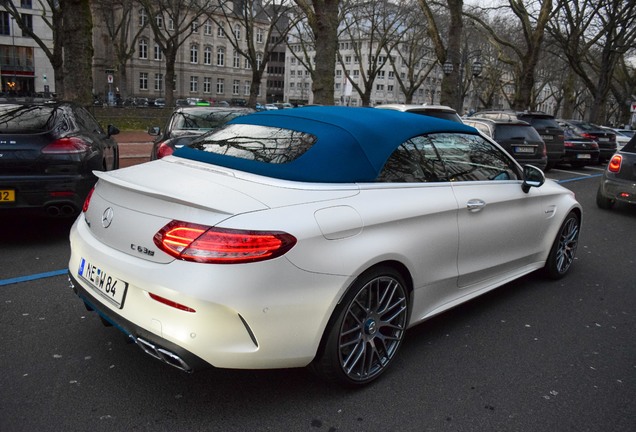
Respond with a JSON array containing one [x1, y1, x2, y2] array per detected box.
[[135, 337, 192, 372]]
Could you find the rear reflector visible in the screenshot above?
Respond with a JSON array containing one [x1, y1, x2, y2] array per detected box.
[[82, 187, 95, 212], [153, 220, 297, 264], [148, 292, 196, 313]]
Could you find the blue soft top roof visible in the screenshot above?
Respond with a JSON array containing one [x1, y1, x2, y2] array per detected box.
[[174, 105, 477, 183]]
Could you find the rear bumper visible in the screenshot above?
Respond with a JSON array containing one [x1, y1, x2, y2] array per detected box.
[[69, 273, 209, 372], [599, 177, 636, 204], [0, 173, 95, 216]]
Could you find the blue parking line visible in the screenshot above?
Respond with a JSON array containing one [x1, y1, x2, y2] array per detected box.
[[556, 173, 603, 184], [0, 269, 67, 287]]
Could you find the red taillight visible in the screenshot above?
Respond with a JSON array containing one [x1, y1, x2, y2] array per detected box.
[[42, 137, 90, 154], [153, 220, 297, 264], [608, 154, 622, 173], [156, 142, 174, 159], [82, 187, 95, 212]]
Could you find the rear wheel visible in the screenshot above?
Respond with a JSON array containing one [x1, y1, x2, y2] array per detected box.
[[543, 212, 580, 279], [596, 186, 615, 209], [311, 266, 409, 387]]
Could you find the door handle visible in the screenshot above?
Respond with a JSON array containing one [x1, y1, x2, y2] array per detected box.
[[466, 199, 486, 212]]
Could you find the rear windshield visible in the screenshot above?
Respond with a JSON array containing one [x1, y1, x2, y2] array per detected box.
[[0, 104, 57, 133], [622, 136, 636, 153], [188, 123, 317, 164], [411, 110, 463, 123], [517, 116, 560, 129], [494, 125, 542, 141], [171, 110, 249, 131]]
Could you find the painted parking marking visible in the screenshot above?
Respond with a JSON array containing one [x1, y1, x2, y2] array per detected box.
[[0, 269, 67, 287]]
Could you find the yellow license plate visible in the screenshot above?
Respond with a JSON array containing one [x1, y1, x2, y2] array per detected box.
[[0, 190, 15, 202]]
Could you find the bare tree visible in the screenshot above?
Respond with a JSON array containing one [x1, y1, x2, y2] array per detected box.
[[417, 0, 464, 109], [547, 0, 636, 123], [206, 0, 298, 108], [137, 0, 213, 108], [464, 0, 554, 111], [293, 0, 341, 105], [93, 0, 148, 100]]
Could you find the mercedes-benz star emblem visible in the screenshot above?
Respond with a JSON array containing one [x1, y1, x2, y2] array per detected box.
[[101, 207, 114, 228]]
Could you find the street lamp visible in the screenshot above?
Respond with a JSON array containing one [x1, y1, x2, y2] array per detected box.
[[443, 49, 482, 113]]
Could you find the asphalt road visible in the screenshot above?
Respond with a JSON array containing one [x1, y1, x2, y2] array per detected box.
[[0, 164, 634, 432]]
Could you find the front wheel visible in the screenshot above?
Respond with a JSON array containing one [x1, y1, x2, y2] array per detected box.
[[543, 212, 580, 279], [311, 266, 409, 387]]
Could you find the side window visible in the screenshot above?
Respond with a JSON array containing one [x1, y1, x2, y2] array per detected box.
[[378, 136, 447, 183], [74, 107, 103, 134], [431, 133, 521, 182]]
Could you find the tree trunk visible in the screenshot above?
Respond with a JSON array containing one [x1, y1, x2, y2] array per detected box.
[[61, 0, 94, 105]]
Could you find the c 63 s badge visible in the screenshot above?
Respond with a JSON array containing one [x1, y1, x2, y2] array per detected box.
[[131, 244, 155, 256]]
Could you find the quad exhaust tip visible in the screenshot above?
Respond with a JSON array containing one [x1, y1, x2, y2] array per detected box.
[[135, 337, 193, 373]]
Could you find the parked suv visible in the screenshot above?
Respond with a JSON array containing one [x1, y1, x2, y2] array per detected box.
[[472, 110, 564, 170], [375, 104, 463, 123], [558, 119, 617, 163], [463, 117, 547, 170]]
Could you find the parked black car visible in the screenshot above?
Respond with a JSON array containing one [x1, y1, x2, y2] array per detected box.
[[463, 117, 548, 170], [558, 119, 617, 163], [471, 110, 564, 170], [557, 120, 600, 168], [596, 134, 636, 209], [148, 106, 254, 160], [0, 102, 119, 217]]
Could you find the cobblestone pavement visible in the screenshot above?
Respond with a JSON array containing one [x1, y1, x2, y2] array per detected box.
[[115, 130, 153, 168]]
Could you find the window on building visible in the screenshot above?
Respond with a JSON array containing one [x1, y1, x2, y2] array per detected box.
[[139, 72, 148, 90], [204, 20, 212, 35], [204, 46, 212, 65], [378, 70, 385, 79], [217, 47, 225, 66], [233, 50, 240, 68], [190, 44, 199, 64], [204, 77, 211, 93], [233, 79, 240, 95], [139, 39, 148, 59], [155, 14, 163, 28], [20, 14, 33, 34], [190, 76, 198, 92], [0, 12, 9, 36], [256, 53, 262, 70], [244, 81, 250, 96], [168, 18, 174, 30], [139, 8, 147, 26], [256, 28, 264, 43], [217, 23, 225, 37], [345, 56, 351, 65], [376, 84, 384, 91], [21, 0, 33, 8], [154, 73, 163, 91], [192, 20, 199, 33], [234, 24, 241, 40], [216, 78, 225, 94], [154, 44, 162, 61]]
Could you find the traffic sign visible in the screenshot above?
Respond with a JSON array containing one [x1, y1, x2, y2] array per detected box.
[[107, 74, 113, 84]]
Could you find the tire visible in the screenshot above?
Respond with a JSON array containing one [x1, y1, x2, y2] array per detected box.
[[543, 212, 580, 279], [596, 185, 615, 209], [311, 266, 409, 387]]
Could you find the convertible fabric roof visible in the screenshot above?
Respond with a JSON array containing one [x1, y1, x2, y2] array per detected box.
[[174, 105, 477, 183]]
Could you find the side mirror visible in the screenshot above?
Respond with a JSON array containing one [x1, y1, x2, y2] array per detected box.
[[107, 124, 120, 137], [148, 126, 160, 136], [522, 165, 545, 193]]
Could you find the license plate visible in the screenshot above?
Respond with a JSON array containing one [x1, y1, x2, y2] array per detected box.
[[514, 146, 534, 154], [577, 154, 591, 159], [0, 189, 15, 202], [541, 135, 553, 141], [78, 258, 128, 308], [598, 137, 609, 142]]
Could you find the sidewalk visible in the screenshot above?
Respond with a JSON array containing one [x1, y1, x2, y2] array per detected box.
[[115, 130, 154, 168]]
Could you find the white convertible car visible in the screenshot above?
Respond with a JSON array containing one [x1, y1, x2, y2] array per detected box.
[[68, 106, 581, 386]]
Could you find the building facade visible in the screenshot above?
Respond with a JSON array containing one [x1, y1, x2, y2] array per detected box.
[[0, 3, 54, 97], [91, 4, 269, 106]]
